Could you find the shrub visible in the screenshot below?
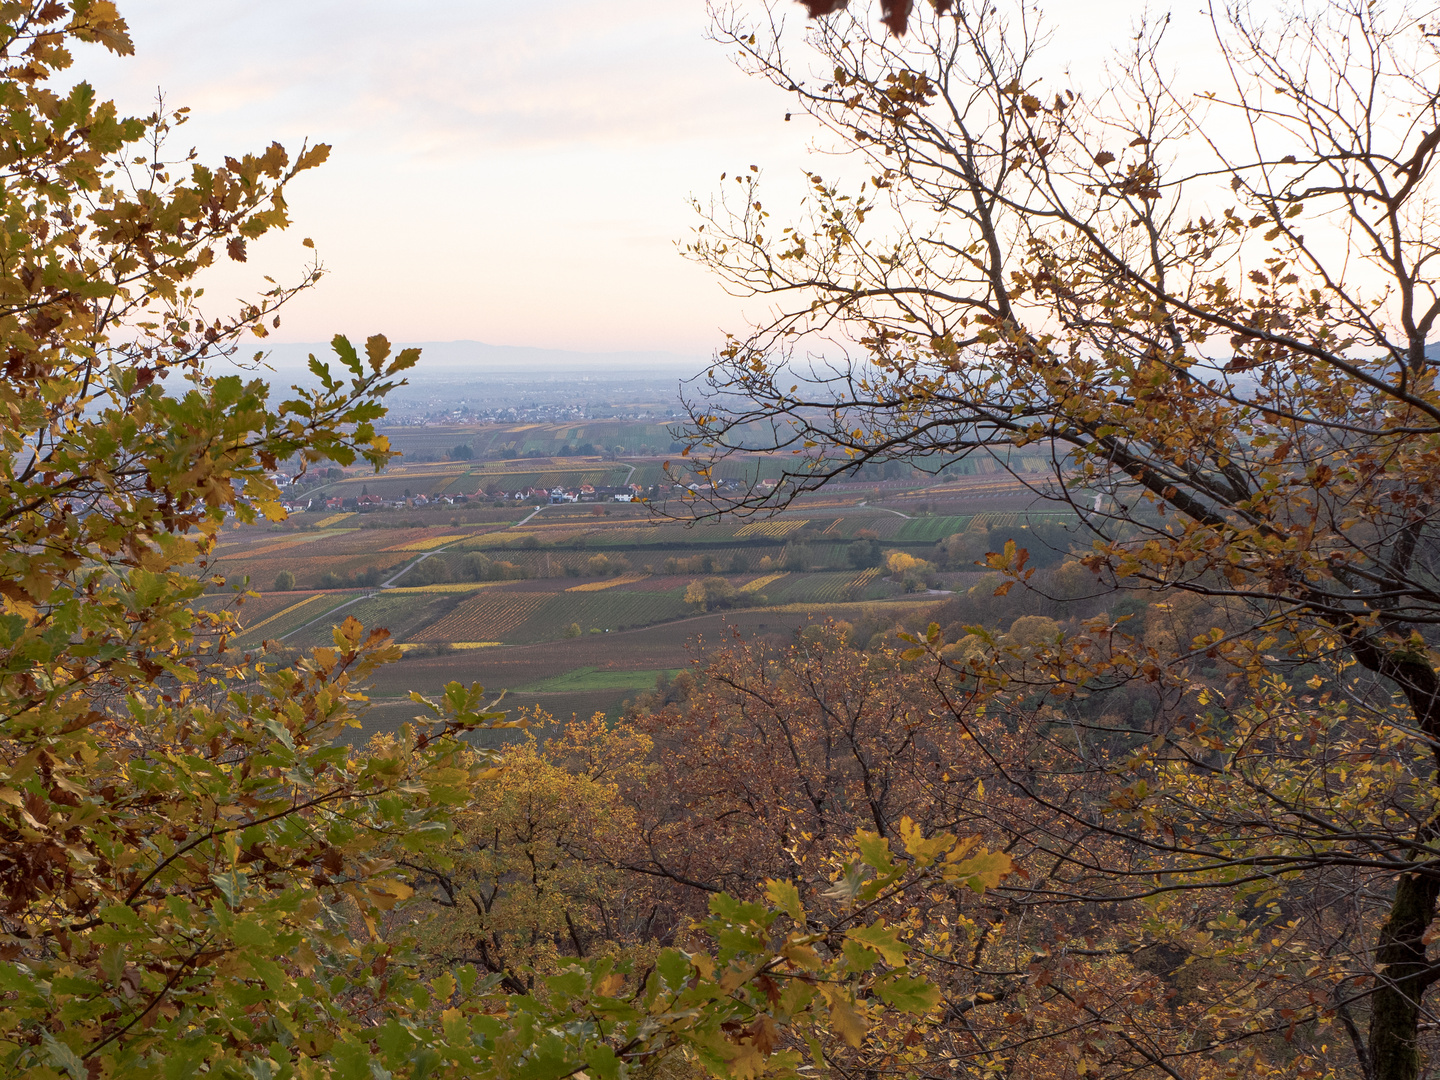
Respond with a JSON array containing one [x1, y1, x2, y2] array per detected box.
[[586, 553, 630, 577], [847, 538, 883, 568]]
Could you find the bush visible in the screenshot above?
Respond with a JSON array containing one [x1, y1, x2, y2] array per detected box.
[[586, 553, 630, 577], [685, 577, 739, 612], [460, 553, 528, 581], [847, 538, 883, 568], [408, 556, 452, 585], [273, 570, 295, 591]]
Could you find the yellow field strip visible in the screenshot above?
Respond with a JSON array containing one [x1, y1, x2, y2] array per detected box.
[[822, 518, 845, 535], [217, 536, 315, 560], [764, 599, 945, 616], [311, 513, 355, 528], [399, 641, 502, 651], [237, 593, 327, 636], [566, 573, 650, 593], [741, 572, 788, 593], [847, 567, 883, 591], [735, 519, 809, 539], [385, 581, 508, 594], [382, 533, 472, 552]]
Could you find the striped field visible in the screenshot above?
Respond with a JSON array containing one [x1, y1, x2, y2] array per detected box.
[[741, 572, 787, 593], [735, 519, 809, 539], [566, 573, 650, 593], [382, 533, 473, 552], [415, 591, 558, 641]]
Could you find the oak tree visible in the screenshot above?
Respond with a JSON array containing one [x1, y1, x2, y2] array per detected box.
[[684, 1, 1440, 1076]]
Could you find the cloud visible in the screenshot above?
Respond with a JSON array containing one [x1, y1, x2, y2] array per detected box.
[[57, 0, 841, 353], [78, 0, 787, 157]]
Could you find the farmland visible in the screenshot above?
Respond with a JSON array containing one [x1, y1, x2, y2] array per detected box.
[[211, 432, 1084, 734]]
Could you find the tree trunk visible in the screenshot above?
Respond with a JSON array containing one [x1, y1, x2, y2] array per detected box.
[[1369, 865, 1440, 1080], [1348, 648, 1440, 1080]]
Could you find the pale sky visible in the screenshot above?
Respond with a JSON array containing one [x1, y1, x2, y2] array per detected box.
[[75, 1, 1195, 360]]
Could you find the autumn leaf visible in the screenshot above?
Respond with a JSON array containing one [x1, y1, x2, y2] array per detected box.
[[846, 921, 909, 966], [875, 974, 942, 1013], [826, 991, 869, 1047], [946, 849, 1014, 892]]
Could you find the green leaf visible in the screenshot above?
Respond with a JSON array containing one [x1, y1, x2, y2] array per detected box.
[[656, 948, 693, 991], [846, 922, 908, 965], [42, 1033, 87, 1080], [875, 973, 942, 1013], [210, 868, 249, 908], [545, 968, 588, 1003], [854, 830, 893, 872], [330, 334, 363, 376], [765, 879, 804, 922], [842, 938, 880, 972], [586, 1044, 621, 1080]]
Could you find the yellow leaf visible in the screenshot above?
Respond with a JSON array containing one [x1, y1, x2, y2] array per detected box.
[[781, 939, 823, 970], [846, 922, 908, 966], [898, 817, 954, 867], [765, 879, 804, 921], [441, 1007, 467, 1043], [946, 849, 1014, 893], [726, 1038, 767, 1080], [827, 993, 868, 1047]]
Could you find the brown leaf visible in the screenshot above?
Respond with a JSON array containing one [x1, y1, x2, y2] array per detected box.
[[226, 237, 247, 263], [747, 1015, 781, 1055], [879, 0, 914, 34]]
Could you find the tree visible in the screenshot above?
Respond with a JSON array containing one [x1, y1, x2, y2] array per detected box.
[[0, 8, 993, 1079], [393, 719, 651, 991], [685, 576, 739, 611], [847, 537, 883, 569], [606, 626, 1271, 1079], [683, 2, 1440, 1075], [274, 569, 296, 591], [0, 4, 519, 1073]]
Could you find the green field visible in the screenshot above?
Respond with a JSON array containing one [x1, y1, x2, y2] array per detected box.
[[233, 591, 363, 647], [894, 515, 973, 541], [212, 447, 1080, 733]]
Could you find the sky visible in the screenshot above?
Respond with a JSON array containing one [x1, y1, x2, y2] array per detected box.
[[72, 0, 818, 361], [72, 0, 1205, 363]]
